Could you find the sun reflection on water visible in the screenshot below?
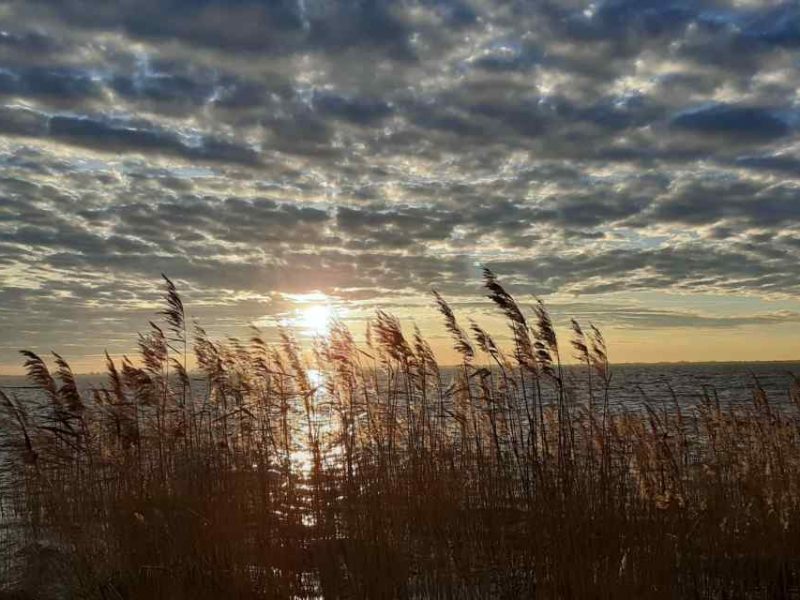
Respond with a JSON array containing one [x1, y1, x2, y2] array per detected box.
[[289, 368, 334, 476]]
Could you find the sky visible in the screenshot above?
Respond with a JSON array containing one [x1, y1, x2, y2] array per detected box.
[[1, 0, 800, 373]]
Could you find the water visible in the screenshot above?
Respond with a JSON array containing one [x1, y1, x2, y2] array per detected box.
[[2, 361, 798, 410], [566, 361, 800, 410]]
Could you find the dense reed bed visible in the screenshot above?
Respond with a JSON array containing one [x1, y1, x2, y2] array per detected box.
[[2, 271, 800, 598]]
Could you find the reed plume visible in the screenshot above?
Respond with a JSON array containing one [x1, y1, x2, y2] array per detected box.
[[432, 290, 474, 363], [0, 274, 798, 600]]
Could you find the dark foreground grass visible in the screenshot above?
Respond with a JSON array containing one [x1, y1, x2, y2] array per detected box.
[[2, 271, 800, 599]]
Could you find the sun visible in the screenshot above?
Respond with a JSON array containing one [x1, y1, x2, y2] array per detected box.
[[299, 304, 333, 336], [281, 293, 343, 337]]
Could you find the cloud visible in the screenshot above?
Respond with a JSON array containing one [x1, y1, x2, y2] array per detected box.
[[0, 66, 102, 100], [670, 103, 792, 140], [49, 114, 262, 164], [740, 4, 800, 48], [20, 0, 414, 57], [0, 0, 799, 367], [0, 106, 261, 165]]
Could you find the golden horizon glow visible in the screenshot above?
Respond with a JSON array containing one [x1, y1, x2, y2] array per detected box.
[[2, 322, 800, 377]]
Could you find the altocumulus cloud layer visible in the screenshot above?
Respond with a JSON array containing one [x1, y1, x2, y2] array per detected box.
[[2, 0, 800, 367]]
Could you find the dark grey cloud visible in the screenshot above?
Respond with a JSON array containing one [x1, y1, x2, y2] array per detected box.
[[620, 178, 800, 230], [740, 4, 800, 48], [484, 239, 800, 298], [0, 106, 261, 165], [0, 29, 62, 55], [110, 72, 212, 106], [0, 66, 102, 100], [313, 91, 394, 125], [21, 0, 413, 57], [51, 114, 261, 164], [670, 103, 792, 141], [0, 106, 50, 137]]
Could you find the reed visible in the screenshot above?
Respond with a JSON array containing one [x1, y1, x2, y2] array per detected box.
[[1, 274, 800, 598]]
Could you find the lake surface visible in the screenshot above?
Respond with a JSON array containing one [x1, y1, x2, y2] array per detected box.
[[2, 361, 798, 412], [561, 361, 800, 411]]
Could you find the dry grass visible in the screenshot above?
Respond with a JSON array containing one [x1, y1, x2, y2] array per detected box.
[[2, 271, 800, 598]]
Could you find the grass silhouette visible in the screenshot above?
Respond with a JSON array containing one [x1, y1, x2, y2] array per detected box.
[[2, 271, 800, 598]]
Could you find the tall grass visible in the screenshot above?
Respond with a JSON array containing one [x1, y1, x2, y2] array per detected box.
[[2, 272, 800, 598]]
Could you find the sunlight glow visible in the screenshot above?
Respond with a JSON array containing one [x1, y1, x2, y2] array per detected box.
[[299, 304, 333, 337]]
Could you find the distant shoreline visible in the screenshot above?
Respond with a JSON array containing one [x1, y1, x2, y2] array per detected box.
[[2, 358, 800, 379]]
